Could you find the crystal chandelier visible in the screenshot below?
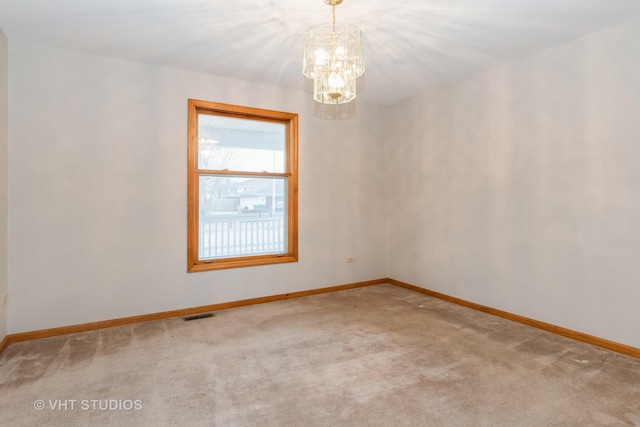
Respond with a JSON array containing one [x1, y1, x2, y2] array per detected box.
[[303, 0, 365, 104]]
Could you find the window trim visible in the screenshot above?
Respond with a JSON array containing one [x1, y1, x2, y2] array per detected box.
[[187, 99, 298, 272]]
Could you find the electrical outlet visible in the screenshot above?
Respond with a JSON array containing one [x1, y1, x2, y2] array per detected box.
[[346, 256, 355, 263], [1, 293, 6, 305]]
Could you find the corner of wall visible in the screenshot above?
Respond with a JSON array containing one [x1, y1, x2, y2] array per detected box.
[[381, 103, 392, 280], [0, 27, 9, 343]]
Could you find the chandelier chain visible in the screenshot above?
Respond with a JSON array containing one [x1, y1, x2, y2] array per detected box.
[[332, 5, 336, 31]]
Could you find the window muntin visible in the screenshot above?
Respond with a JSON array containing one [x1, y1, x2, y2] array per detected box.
[[188, 100, 298, 272]]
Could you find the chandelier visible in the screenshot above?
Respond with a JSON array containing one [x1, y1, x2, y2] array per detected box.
[[303, 0, 365, 104]]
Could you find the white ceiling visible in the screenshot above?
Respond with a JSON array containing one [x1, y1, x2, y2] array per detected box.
[[1, 0, 640, 106]]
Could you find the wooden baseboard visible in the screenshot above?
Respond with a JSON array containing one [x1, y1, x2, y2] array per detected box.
[[4, 277, 638, 361], [387, 278, 640, 360], [4, 278, 387, 347]]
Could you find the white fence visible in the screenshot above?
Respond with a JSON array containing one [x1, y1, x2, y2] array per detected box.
[[199, 214, 285, 258]]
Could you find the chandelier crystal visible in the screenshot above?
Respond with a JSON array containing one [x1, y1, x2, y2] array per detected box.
[[303, 0, 365, 104]]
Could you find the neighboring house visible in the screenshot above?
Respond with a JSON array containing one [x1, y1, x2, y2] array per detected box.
[[228, 178, 285, 212]]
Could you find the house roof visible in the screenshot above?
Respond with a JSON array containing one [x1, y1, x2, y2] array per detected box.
[[231, 178, 285, 198]]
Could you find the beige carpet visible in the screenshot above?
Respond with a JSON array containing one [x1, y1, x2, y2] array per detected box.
[[1, 284, 639, 426]]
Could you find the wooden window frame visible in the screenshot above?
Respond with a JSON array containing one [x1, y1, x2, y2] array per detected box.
[[187, 100, 298, 272]]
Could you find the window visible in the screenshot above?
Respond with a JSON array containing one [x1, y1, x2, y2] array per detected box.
[[187, 100, 298, 272]]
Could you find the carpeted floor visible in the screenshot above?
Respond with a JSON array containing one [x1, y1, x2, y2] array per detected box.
[[0, 283, 639, 426]]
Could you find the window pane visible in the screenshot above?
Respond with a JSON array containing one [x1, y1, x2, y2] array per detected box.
[[198, 114, 285, 173], [199, 175, 287, 260]]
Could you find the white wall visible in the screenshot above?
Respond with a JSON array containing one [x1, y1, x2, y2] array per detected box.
[[0, 28, 8, 341], [387, 17, 640, 348], [7, 42, 387, 334], [10, 18, 640, 350]]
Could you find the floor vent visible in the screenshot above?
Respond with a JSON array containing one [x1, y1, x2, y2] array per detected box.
[[183, 313, 215, 321]]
